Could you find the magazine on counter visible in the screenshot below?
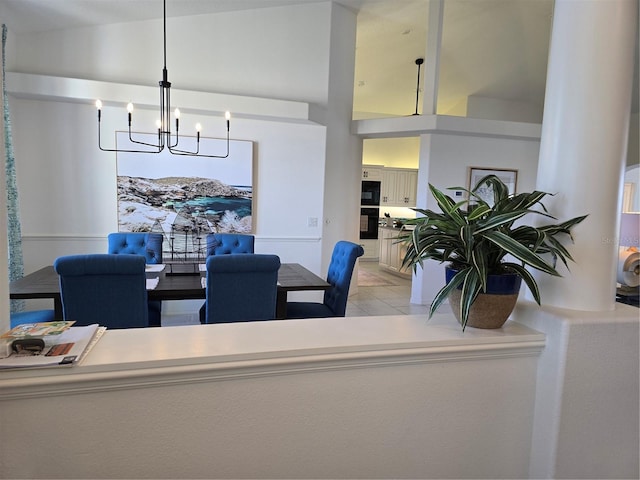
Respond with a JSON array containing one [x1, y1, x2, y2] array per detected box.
[[0, 324, 105, 369], [0, 321, 75, 340]]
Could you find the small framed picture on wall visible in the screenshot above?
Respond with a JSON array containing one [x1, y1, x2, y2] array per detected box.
[[468, 167, 518, 205]]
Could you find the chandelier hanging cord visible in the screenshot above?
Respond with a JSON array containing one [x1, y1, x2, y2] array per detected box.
[[96, 0, 231, 157]]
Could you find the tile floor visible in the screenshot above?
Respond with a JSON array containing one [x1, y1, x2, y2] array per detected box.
[[348, 260, 430, 317], [163, 260, 428, 326]]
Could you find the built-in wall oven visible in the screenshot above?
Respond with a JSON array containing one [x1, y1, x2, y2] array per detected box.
[[360, 180, 381, 240], [361, 180, 381, 206], [360, 208, 380, 239]]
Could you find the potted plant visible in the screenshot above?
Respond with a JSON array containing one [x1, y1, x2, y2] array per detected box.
[[399, 174, 587, 330]]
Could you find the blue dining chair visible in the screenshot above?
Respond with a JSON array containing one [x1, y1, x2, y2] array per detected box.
[[107, 232, 164, 263], [10, 309, 56, 329], [285, 241, 364, 319], [198, 233, 256, 323], [205, 233, 255, 255], [54, 254, 149, 329], [202, 253, 280, 324], [108, 232, 163, 326]]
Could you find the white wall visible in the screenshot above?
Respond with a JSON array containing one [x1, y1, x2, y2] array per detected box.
[[10, 4, 333, 107], [362, 137, 420, 169], [627, 113, 639, 167], [10, 94, 327, 261], [466, 95, 543, 124]]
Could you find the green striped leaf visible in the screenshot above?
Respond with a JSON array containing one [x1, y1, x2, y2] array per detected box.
[[484, 231, 560, 276]]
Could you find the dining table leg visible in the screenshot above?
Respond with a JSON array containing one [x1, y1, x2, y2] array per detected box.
[[275, 290, 287, 319], [54, 296, 64, 320]]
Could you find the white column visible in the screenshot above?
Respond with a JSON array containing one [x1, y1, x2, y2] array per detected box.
[[533, 0, 637, 311], [422, 0, 444, 115], [322, 3, 360, 274], [410, 134, 441, 306]]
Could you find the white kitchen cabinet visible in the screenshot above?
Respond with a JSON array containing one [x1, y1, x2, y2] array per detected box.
[[359, 239, 379, 261], [361, 165, 383, 181], [378, 227, 411, 277], [378, 228, 391, 267], [380, 169, 397, 205], [397, 169, 418, 206], [380, 168, 418, 207]]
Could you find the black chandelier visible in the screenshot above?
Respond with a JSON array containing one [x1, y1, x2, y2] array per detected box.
[[95, 0, 230, 157]]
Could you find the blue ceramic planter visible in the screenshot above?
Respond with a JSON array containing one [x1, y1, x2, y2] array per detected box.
[[445, 267, 522, 329], [445, 267, 522, 295]]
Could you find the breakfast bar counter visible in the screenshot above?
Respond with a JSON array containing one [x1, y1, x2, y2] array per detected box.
[[0, 314, 547, 479], [0, 314, 545, 387]]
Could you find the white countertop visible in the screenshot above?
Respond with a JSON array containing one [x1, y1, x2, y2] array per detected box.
[[0, 314, 544, 390]]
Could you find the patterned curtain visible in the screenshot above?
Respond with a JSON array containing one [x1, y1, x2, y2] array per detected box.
[[2, 24, 25, 312]]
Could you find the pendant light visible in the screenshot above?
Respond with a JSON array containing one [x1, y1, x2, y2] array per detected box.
[[412, 57, 424, 116]]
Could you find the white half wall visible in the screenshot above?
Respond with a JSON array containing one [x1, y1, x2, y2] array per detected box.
[[2, 310, 637, 479], [0, 314, 545, 479]]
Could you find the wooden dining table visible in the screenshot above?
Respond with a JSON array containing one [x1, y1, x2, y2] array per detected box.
[[9, 263, 330, 321]]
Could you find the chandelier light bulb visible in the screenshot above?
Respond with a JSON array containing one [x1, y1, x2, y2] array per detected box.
[[156, 119, 162, 129], [95, 99, 102, 110], [127, 102, 134, 114], [195, 123, 202, 132], [174, 108, 181, 119], [225, 111, 231, 121]]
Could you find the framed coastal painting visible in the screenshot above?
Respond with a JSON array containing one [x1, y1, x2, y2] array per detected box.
[[467, 167, 517, 205], [116, 132, 253, 259]]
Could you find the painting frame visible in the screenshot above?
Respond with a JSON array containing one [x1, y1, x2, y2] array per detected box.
[[467, 167, 518, 205], [115, 131, 254, 260]]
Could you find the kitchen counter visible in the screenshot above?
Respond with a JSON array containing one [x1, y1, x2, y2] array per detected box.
[[378, 224, 414, 231], [378, 226, 412, 278]]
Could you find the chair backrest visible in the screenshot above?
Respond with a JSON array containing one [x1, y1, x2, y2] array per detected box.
[[323, 241, 365, 316], [206, 233, 255, 256], [54, 254, 149, 329], [205, 253, 280, 324], [107, 232, 163, 264]]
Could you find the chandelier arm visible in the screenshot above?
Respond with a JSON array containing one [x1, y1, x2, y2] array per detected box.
[[98, 114, 163, 153], [127, 126, 164, 151], [168, 125, 200, 155], [101, 147, 167, 154], [168, 147, 200, 156], [169, 131, 230, 158]]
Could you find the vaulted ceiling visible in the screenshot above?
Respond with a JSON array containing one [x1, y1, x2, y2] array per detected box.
[[0, 0, 637, 121]]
